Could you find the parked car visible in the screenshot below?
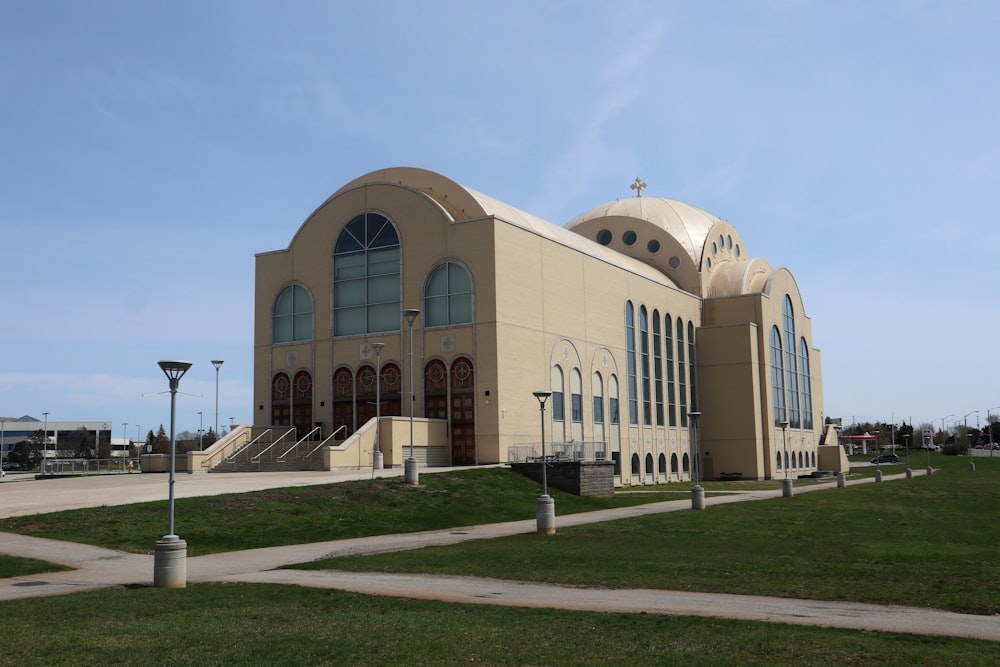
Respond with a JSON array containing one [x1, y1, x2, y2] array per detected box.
[[870, 454, 899, 464]]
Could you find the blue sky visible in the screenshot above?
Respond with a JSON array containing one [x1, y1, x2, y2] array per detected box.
[[2, 0, 998, 437]]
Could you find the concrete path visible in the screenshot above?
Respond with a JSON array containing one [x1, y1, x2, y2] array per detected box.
[[2, 467, 998, 641]]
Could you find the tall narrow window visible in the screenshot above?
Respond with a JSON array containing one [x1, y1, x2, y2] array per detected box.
[[333, 212, 400, 336], [783, 296, 800, 427], [665, 314, 676, 427], [687, 321, 697, 413], [653, 311, 664, 427], [770, 326, 786, 425], [799, 337, 813, 429], [625, 302, 638, 425], [273, 284, 313, 343], [609, 375, 620, 426], [551, 365, 566, 444], [677, 317, 687, 427], [640, 306, 651, 426], [570, 368, 584, 442], [424, 261, 472, 326]]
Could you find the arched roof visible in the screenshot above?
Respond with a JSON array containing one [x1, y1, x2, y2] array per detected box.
[[566, 197, 723, 265], [324, 167, 683, 291]]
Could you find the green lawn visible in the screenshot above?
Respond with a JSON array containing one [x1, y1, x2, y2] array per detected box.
[[0, 453, 996, 664], [295, 455, 1000, 615], [0, 583, 997, 666]]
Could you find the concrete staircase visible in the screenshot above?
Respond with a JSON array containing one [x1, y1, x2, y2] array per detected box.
[[207, 436, 331, 473]]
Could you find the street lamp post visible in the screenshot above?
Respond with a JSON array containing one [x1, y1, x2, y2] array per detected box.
[[873, 429, 881, 482], [988, 407, 1000, 457], [690, 411, 705, 508], [212, 360, 224, 443], [933, 414, 952, 475], [372, 342, 385, 471], [780, 420, 792, 497], [198, 411, 204, 449], [1, 419, 6, 478], [154, 360, 192, 588], [965, 410, 978, 472], [903, 434, 912, 478], [533, 391, 555, 533], [42, 412, 49, 469], [402, 309, 421, 485], [122, 422, 128, 468]]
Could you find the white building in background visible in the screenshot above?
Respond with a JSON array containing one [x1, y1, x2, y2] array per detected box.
[[0, 416, 114, 457]]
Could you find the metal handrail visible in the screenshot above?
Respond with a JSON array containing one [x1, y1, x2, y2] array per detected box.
[[224, 428, 275, 462], [200, 428, 252, 468], [308, 425, 346, 457], [250, 428, 297, 462], [507, 441, 608, 463], [277, 427, 322, 461]]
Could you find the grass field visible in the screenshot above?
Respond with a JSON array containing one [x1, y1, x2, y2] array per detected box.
[[0, 453, 996, 665]]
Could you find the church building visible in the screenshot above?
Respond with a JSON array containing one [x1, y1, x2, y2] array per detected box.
[[253, 167, 825, 484]]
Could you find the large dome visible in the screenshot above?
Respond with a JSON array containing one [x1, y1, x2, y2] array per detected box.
[[566, 197, 723, 265]]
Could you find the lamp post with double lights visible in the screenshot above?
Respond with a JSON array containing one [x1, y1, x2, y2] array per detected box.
[[689, 411, 705, 509], [212, 360, 224, 443], [154, 360, 192, 588], [780, 420, 792, 497], [372, 342, 385, 471], [402, 309, 421, 485], [533, 391, 556, 533], [121, 422, 128, 468]]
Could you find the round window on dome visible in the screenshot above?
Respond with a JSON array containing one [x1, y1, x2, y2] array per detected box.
[[647, 239, 661, 254], [707, 257, 712, 269], [596, 229, 612, 245], [735, 245, 741, 258], [712, 242, 717, 255], [668, 256, 681, 269], [719, 234, 725, 247], [727, 235, 733, 250], [623, 230, 637, 246]]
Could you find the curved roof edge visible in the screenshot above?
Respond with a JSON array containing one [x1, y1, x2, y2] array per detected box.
[[300, 167, 685, 293]]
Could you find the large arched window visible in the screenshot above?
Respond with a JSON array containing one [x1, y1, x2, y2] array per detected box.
[[770, 326, 786, 425], [799, 337, 813, 429], [783, 296, 800, 428], [423, 261, 472, 327], [273, 284, 313, 343], [333, 212, 400, 336]]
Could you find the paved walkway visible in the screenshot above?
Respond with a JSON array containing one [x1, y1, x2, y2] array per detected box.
[[1, 467, 998, 641]]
